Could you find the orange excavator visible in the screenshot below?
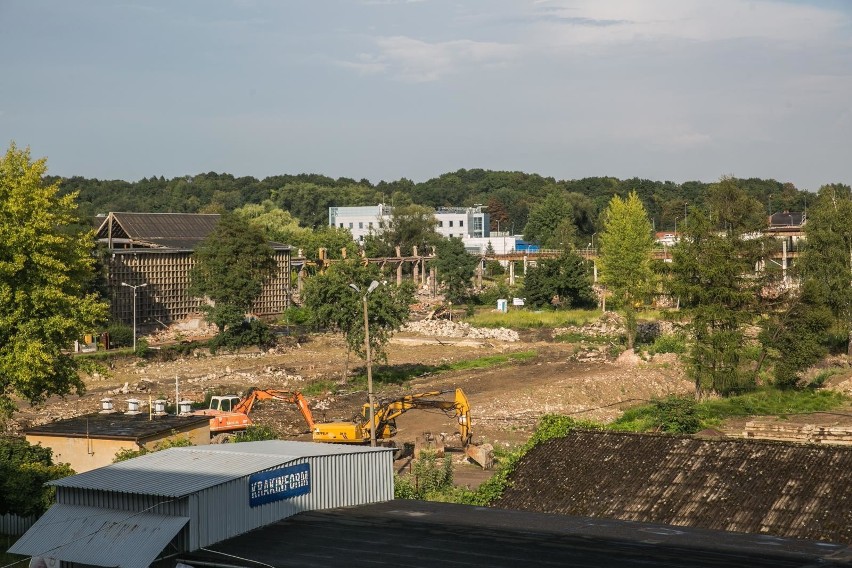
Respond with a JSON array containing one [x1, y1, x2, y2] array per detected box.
[[194, 388, 315, 434]]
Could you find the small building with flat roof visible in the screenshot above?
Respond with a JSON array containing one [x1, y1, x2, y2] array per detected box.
[[24, 410, 211, 473]]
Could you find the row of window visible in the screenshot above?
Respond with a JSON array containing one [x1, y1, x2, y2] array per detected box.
[[438, 220, 463, 228]]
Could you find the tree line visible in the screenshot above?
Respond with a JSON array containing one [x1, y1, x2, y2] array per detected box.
[[53, 169, 812, 248]]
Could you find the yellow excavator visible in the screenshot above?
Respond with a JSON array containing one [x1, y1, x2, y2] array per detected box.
[[311, 388, 493, 468]]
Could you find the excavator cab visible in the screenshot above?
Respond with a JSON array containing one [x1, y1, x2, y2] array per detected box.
[[208, 395, 241, 412]]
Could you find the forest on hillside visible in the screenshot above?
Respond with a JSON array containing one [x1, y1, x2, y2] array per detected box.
[[53, 169, 812, 243]]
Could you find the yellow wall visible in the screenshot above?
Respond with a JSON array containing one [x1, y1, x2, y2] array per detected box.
[[26, 423, 210, 473]]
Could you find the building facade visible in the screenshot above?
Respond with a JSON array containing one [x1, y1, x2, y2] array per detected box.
[[328, 204, 490, 245]]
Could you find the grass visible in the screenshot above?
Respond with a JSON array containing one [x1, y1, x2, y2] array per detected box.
[[335, 351, 538, 392], [609, 389, 849, 433], [465, 308, 602, 329]]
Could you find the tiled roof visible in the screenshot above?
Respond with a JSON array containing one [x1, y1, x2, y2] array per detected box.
[[496, 430, 852, 544]]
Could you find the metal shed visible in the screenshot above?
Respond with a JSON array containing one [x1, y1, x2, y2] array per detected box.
[[10, 441, 394, 568]]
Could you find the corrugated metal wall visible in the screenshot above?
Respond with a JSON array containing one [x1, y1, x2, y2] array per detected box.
[[55, 450, 393, 552], [189, 452, 393, 549]]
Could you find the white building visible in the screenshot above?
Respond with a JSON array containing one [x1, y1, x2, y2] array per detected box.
[[329, 204, 490, 246]]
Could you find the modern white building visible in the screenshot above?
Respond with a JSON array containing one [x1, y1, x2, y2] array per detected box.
[[329, 204, 490, 245]]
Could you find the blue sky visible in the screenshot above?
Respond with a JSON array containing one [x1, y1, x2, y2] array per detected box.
[[2, 0, 850, 190]]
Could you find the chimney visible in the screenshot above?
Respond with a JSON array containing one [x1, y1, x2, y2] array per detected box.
[[152, 399, 167, 416], [99, 398, 115, 414], [125, 398, 142, 415]]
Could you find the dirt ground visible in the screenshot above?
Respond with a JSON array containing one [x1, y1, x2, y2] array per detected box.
[[9, 325, 852, 488], [7, 327, 702, 487]]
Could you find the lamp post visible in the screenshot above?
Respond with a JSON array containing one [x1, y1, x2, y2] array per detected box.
[[120, 282, 147, 351], [350, 280, 380, 447]]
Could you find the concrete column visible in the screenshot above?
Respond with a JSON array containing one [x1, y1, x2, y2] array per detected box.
[[593, 261, 598, 283], [413, 261, 419, 284], [397, 262, 403, 286], [523, 255, 528, 275], [509, 261, 515, 286], [476, 260, 483, 288]]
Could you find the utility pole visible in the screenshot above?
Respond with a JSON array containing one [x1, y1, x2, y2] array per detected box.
[[121, 282, 148, 351], [350, 281, 380, 447]]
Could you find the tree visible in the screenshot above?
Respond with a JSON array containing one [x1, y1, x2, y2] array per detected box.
[[433, 238, 478, 304], [363, 204, 440, 258], [707, 176, 766, 234], [758, 281, 833, 388], [0, 437, 73, 516], [523, 191, 575, 248], [302, 261, 413, 366], [597, 191, 655, 349], [799, 184, 852, 355], [669, 210, 762, 396], [523, 251, 596, 309], [189, 213, 276, 332], [0, 144, 108, 418]]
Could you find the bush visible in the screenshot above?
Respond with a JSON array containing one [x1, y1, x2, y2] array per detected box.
[[134, 337, 150, 357], [0, 437, 74, 517], [210, 319, 274, 352], [106, 323, 134, 348], [652, 396, 700, 434], [234, 425, 278, 442], [649, 334, 687, 355], [394, 451, 454, 500]]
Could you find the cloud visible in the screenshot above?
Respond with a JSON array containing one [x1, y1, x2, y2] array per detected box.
[[529, 0, 846, 47], [340, 36, 518, 82]]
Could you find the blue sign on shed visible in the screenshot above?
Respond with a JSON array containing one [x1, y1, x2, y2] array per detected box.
[[249, 463, 311, 507]]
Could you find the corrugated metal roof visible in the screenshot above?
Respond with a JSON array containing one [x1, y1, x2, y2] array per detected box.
[[9, 504, 188, 568], [50, 441, 392, 497], [497, 430, 852, 544]]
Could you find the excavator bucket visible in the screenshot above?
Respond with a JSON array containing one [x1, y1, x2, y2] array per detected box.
[[465, 443, 494, 470], [414, 433, 445, 459]]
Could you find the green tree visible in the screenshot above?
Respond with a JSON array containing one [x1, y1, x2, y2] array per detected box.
[[800, 184, 852, 355], [363, 204, 439, 258], [758, 281, 833, 388], [0, 437, 74, 516], [523, 191, 575, 248], [189, 213, 276, 332], [302, 261, 413, 365], [707, 176, 767, 234], [433, 238, 478, 304], [523, 251, 596, 309], [0, 144, 109, 418], [597, 191, 655, 349], [669, 210, 762, 396]]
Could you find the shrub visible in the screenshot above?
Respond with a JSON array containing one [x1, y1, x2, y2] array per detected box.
[[652, 396, 700, 434], [394, 450, 454, 500], [106, 323, 134, 348], [649, 334, 687, 355]]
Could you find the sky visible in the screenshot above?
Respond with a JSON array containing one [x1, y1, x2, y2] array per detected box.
[[2, 0, 851, 191]]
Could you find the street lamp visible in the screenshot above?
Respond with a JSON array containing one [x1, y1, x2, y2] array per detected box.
[[350, 280, 380, 447], [120, 282, 147, 351]]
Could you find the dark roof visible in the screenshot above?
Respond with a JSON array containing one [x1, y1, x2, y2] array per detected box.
[[26, 412, 210, 441], [496, 430, 852, 544], [95, 212, 221, 250], [95, 212, 291, 251], [179, 500, 852, 567], [769, 211, 805, 227]]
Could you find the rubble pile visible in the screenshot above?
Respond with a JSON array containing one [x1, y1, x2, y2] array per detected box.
[[147, 317, 218, 344], [402, 320, 519, 342]]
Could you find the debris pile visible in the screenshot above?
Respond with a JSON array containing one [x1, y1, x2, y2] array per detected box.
[[402, 320, 519, 342]]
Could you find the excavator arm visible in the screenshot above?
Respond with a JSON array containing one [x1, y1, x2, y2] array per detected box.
[[369, 388, 472, 447], [233, 388, 316, 430]]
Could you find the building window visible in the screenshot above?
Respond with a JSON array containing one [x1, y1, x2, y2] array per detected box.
[[438, 221, 443, 227], [349, 223, 353, 229], [449, 220, 454, 227], [369, 222, 373, 228], [449, 233, 453, 238], [339, 223, 344, 228], [459, 220, 464, 227], [359, 222, 363, 229]]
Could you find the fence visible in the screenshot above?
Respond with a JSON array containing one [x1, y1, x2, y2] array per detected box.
[[0, 513, 36, 536]]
